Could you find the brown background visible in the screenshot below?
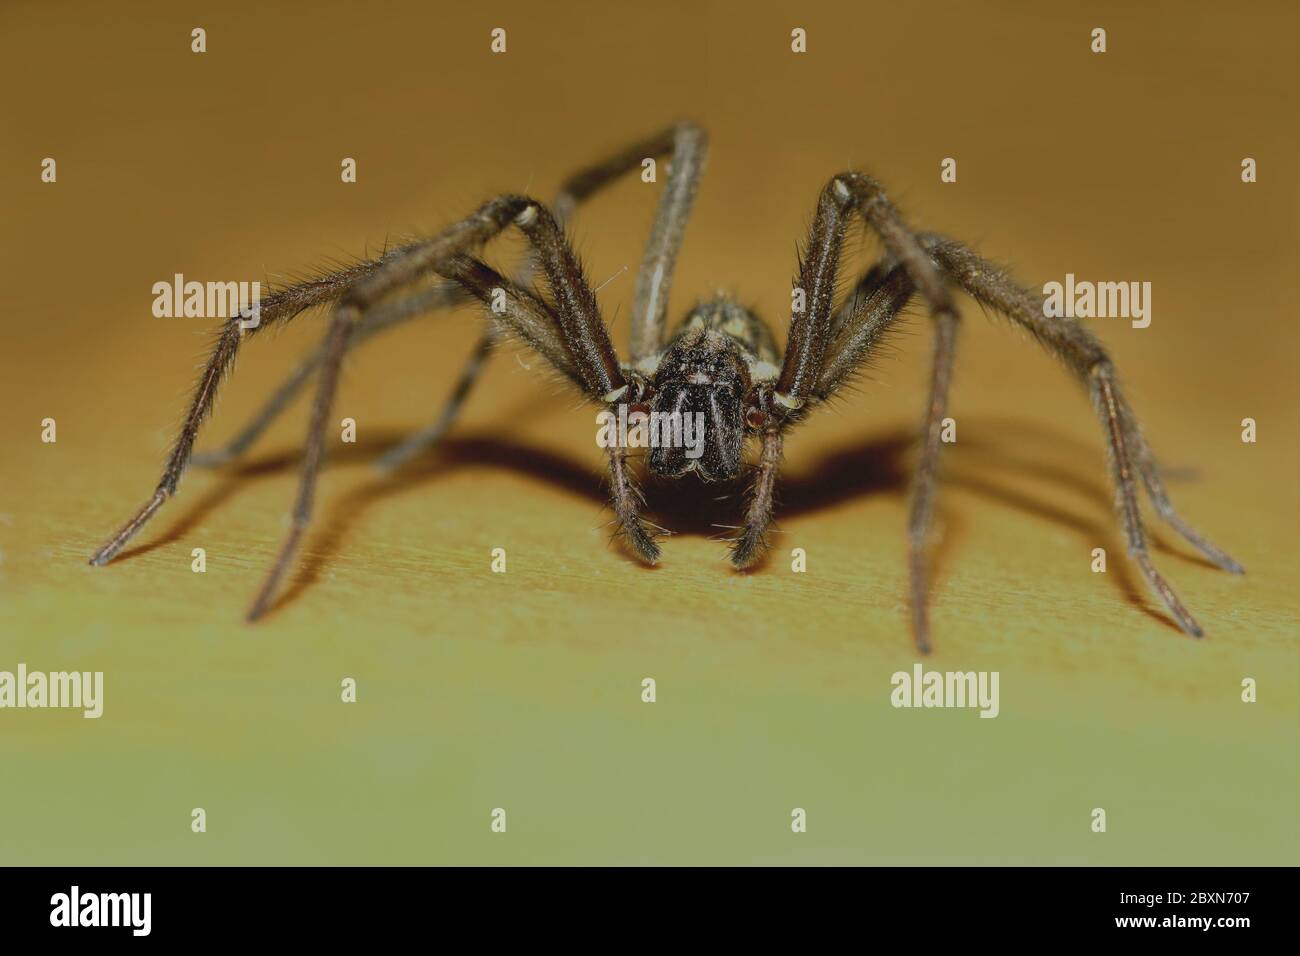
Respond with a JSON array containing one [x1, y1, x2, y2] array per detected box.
[[1, 1, 1296, 864]]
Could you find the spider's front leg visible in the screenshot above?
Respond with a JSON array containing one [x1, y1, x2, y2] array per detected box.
[[733, 173, 960, 653], [437, 254, 663, 565], [605, 440, 661, 564], [243, 196, 654, 620], [730, 404, 785, 569], [388, 121, 707, 473]]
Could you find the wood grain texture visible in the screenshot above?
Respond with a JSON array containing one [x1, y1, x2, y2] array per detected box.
[[1, 0, 1296, 864]]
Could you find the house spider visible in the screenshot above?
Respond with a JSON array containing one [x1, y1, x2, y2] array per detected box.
[[89, 123, 1243, 650]]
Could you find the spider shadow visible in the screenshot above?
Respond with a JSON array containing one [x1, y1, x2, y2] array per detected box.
[[677, 426, 1175, 631], [253, 431, 916, 615], [129, 420, 1213, 634]]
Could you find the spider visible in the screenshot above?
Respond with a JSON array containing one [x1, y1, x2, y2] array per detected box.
[[89, 123, 1243, 650]]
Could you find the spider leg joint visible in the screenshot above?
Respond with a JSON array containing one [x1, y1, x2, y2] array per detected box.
[[772, 390, 805, 411]]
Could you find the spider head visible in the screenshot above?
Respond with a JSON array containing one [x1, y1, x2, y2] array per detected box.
[[645, 330, 750, 481]]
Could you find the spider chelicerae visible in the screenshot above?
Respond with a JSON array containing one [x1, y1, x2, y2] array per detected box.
[[89, 123, 1243, 650]]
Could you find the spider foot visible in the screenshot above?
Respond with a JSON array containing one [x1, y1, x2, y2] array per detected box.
[[1136, 553, 1204, 638], [729, 522, 771, 570], [908, 552, 935, 655], [620, 517, 662, 565], [1167, 517, 1245, 575], [88, 489, 168, 566]]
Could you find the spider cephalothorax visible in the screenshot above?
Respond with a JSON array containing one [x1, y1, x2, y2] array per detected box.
[[89, 122, 1242, 650]]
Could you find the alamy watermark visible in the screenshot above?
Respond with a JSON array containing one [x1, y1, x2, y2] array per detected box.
[[50, 886, 150, 936], [0, 664, 103, 718], [152, 273, 261, 329], [596, 403, 705, 458], [890, 664, 1000, 718], [1043, 273, 1151, 328]]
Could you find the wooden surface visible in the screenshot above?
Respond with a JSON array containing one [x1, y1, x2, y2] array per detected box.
[[1, 1, 1296, 864]]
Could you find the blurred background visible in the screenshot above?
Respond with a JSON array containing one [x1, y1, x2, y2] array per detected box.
[[1, 0, 1296, 864]]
